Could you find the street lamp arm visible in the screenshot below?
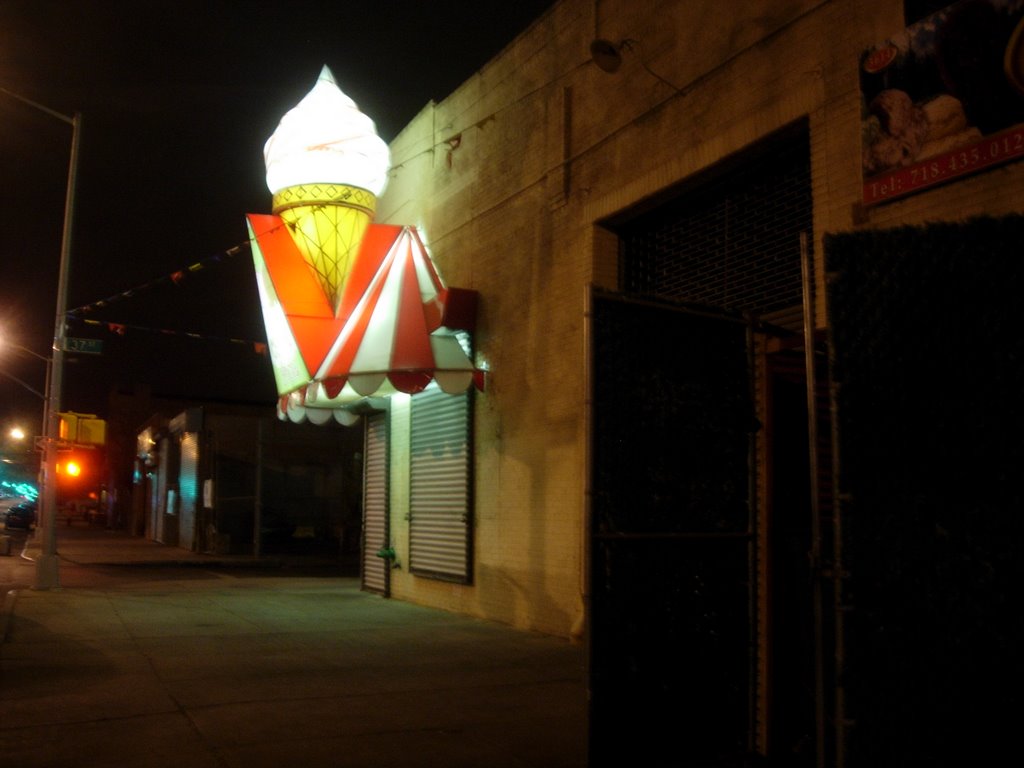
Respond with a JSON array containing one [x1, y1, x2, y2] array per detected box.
[[0, 368, 46, 400], [1, 340, 52, 364], [1, 82, 80, 590], [0, 85, 75, 125]]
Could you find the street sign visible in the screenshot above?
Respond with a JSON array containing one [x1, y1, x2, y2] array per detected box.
[[64, 337, 103, 354], [33, 437, 73, 452]]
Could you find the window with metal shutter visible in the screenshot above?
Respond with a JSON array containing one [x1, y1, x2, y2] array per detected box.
[[361, 412, 389, 595], [409, 387, 472, 583], [617, 121, 811, 332]]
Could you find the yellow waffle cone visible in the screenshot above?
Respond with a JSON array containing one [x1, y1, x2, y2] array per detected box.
[[272, 184, 376, 314]]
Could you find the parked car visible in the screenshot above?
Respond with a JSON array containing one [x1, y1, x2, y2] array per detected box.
[[4, 500, 37, 530]]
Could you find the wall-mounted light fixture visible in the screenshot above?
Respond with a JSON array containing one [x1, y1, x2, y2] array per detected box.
[[589, 38, 625, 73], [589, 38, 682, 92]]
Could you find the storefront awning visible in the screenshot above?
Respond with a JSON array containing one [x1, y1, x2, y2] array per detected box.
[[247, 215, 482, 423]]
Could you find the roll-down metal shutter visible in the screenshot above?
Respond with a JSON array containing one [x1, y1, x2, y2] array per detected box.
[[409, 388, 472, 583], [361, 412, 389, 595]]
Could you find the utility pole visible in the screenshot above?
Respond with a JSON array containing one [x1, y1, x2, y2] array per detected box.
[[1, 85, 82, 590]]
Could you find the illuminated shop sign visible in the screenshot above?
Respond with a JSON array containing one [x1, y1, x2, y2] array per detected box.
[[247, 67, 481, 423], [860, 0, 1024, 205]]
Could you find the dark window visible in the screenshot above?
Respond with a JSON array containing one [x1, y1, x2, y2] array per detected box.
[[615, 123, 811, 325]]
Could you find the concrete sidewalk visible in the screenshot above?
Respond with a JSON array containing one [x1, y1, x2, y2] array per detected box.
[[1, 526, 587, 767]]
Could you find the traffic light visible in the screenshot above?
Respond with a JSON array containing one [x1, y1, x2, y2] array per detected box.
[[56, 449, 94, 493], [58, 412, 106, 446]]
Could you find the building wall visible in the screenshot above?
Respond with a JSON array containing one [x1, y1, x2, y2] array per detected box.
[[376, 0, 1024, 636]]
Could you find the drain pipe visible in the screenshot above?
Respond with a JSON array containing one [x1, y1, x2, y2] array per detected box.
[[572, 283, 594, 643], [801, 231, 826, 768]]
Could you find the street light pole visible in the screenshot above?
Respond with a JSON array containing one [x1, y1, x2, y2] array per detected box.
[[0, 85, 81, 590]]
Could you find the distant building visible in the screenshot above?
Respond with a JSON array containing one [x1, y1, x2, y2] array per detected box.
[[132, 403, 362, 561]]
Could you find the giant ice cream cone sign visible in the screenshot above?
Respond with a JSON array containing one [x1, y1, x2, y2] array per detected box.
[[248, 66, 481, 422], [263, 66, 390, 313]]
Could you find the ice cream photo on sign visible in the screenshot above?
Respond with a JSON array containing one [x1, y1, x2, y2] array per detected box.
[[263, 65, 390, 314]]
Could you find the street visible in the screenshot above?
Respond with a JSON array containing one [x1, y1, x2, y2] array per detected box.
[[0, 496, 34, 590]]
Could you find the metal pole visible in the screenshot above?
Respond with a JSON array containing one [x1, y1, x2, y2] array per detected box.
[[41, 357, 52, 458], [745, 316, 759, 755], [1, 86, 80, 590], [36, 112, 81, 590], [801, 231, 826, 768], [579, 284, 592, 643]]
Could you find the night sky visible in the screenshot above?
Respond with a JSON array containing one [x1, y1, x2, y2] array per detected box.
[[0, 0, 553, 436]]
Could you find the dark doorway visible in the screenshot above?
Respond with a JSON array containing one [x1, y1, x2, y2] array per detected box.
[[589, 292, 755, 766], [764, 350, 818, 766], [591, 121, 817, 765]]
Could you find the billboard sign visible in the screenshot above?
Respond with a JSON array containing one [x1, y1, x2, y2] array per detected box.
[[860, 0, 1024, 205]]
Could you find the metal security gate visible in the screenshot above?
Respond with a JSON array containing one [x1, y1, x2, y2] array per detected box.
[[361, 411, 389, 595], [591, 122, 816, 765], [589, 291, 756, 766], [826, 216, 1024, 767], [409, 387, 472, 582]]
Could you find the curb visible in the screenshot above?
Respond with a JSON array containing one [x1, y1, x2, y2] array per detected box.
[[74, 559, 359, 574], [1, 589, 17, 644]]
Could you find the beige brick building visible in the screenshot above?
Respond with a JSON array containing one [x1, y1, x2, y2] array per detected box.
[[367, 1, 1023, 764]]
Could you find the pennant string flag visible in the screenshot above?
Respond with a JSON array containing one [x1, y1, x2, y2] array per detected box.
[[65, 240, 253, 318], [66, 199, 354, 320], [59, 189, 387, 365], [72, 317, 266, 353]]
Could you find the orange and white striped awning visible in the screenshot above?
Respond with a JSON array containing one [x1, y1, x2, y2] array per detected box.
[[247, 215, 482, 424]]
